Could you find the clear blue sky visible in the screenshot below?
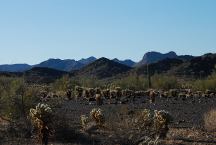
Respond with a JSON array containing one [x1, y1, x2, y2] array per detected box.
[[0, 0, 215, 64]]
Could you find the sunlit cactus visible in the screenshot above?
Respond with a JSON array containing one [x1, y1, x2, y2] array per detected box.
[[29, 103, 54, 145], [90, 108, 105, 126], [80, 115, 89, 128], [153, 110, 172, 139], [134, 109, 172, 140], [30, 103, 52, 122], [140, 109, 153, 128]]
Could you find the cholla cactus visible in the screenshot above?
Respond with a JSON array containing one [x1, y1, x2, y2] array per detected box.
[[149, 90, 157, 104], [102, 89, 110, 99], [134, 109, 172, 140], [95, 94, 103, 106], [153, 110, 172, 139], [80, 115, 89, 128], [95, 87, 101, 94], [134, 109, 153, 131], [115, 87, 122, 99], [140, 109, 153, 127], [88, 88, 95, 98], [75, 86, 83, 99], [30, 103, 52, 123], [90, 108, 105, 126], [29, 103, 53, 145]]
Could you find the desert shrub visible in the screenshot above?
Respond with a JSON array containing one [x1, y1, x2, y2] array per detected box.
[[52, 75, 105, 93], [0, 76, 42, 142], [0, 77, 27, 119], [51, 75, 73, 91], [78, 77, 103, 88], [0, 79, 40, 121], [204, 109, 216, 132], [113, 74, 149, 90], [151, 74, 179, 90], [113, 74, 179, 90], [192, 72, 216, 91]]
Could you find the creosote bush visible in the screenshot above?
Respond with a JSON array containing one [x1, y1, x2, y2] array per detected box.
[[113, 74, 149, 90], [192, 72, 216, 91], [151, 74, 179, 90]]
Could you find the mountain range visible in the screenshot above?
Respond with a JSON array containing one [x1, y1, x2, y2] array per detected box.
[[0, 56, 136, 72], [0, 57, 97, 72], [0, 51, 194, 72], [1, 51, 216, 83]]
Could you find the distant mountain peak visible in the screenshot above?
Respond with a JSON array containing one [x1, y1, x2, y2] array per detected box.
[[138, 51, 178, 66], [78, 56, 97, 64], [0, 64, 32, 72], [34, 57, 97, 72], [112, 58, 135, 67]]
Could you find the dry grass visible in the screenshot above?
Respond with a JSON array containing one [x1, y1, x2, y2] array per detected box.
[[166, 127, 216, 144], [204, 109, 216, 132]]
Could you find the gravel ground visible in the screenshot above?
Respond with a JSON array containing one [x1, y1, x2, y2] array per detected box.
[[1, 95, 216, 145]]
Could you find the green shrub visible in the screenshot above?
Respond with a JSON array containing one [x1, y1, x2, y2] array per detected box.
[[0, 76, 40, 120], [52, 75, 72, 91], [192, 72, 216, 91], [151, 74, 179, 90], [113, 74, 148, 90]]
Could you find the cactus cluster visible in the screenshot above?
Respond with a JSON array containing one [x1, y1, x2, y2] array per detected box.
[[134, 109, 172, 139]]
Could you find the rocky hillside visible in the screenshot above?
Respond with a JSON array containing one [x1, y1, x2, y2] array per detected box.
[[24, 67, 68, 83], [74, 57, 132, 79], [133, 53, 216, 77], [113, 58, 135, 67]]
